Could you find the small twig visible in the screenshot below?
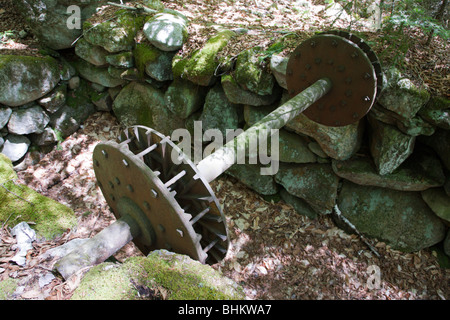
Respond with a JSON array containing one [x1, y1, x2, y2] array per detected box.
[[333, 205, 381, 258]]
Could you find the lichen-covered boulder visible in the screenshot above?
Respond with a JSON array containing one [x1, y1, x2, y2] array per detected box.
[[199, 84, 240, 135], [134, 43, 175, 81], [378, 68, 430, 120], [71, 250, 245, 300], [0, 55, 60, 107], [337, 181, 446, 252], [164, 79, 208, 119], [113, 82, 184, 135], [418, 96, 450, 130], [143, 12, 188, 52], [275, 163, 340, 215]]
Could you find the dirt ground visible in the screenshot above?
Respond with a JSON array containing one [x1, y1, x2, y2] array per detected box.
[[0, 112, 447, 300]]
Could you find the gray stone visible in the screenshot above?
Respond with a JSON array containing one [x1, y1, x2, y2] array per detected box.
[[31, 127, 58, 146], [1, 135, 31, 162], [332, 151, 445, 191], [199, 84, 240, 135], [144, 49, 175, 82], [0, 107, 12, 129], [75, 38, 109, 66], [50, 81, 96, 138], [221, 75, 282, 107], [337, 181, 446, 252], [74, 59, 126, 88], [113, 82, 184, 136], [8, 105, 50, 135], [378, 68, 430, 120], [0, 55, 60, 107], [164, 79, 207, 119], [37, 83, 67, 114], [269, 55, 288, 90], [275, 163, 340, 215], [226, 163, 279, 195], [234, 47, 275, 96], [92, 91, 113, 112], [280, 188, 317, 219], [421, 188, 450, 223], [368, 115, 415, 175], [143, 13, 188, 52]]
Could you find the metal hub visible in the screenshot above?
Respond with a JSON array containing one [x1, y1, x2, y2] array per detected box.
[[286, 33, 379, 126], [93, 126, 229, 265]]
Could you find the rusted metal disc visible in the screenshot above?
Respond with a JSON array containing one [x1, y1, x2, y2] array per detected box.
[[286, 33, 378, 127], [93, 126, 229, 265]]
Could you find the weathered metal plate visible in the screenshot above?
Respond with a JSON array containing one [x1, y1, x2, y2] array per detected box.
[[286, 34, 377, 127], [93, 126, 229, 265]]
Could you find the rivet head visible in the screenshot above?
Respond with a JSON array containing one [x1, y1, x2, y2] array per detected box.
[[109, 181, 114, 189], [351, 51, 359, 59], [115, 177, 121, 185], [315, 58, 322, 65], [331, 40, 338, 47], [158, 224, 165, 232], [310, 41, 316, 47], [143, 201, 150, 210], [122, 159, 129, 167], [151, 189, 158, 198], [345, 90, 353, 97], [295, 51, 301, 59], [338, 65, 345, 72], [364, 96, 371, 102], [330, 105, 337, 112], [101, 150, 108, 158], [340, 100, 348, 107], [287, 69, 293, 76], [94, 159, 100, 167], [305, 64, 311, 70], [353, 112, 360, 119], [364, 73, 372, 80], [300, 74, 306, 80], [126, 185, 134, 192], [327, 59, 334, 65], [345, 77, 352, 85]]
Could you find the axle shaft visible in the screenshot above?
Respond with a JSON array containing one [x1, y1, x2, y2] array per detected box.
[[197, 78, 332, 183]]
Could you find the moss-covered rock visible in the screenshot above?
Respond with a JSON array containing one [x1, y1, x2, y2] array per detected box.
[[71, 250, 245, 300], [421, 187, 450, 223], [75, 38, 109, 66], [234, 47, 275, 96], [199, 84, 240, 135], [275, 163, 340, 215], [83, 11, 142, 53], [226, 163, 279, 195], [337, 181, 446, 252], [173, 30, 236, 86], [73, 59, 126, 88], [133, 42, 175, 81], [0, 278, 19, 300], [0, 154, 76, 239], [222, 74, 281, 106], [332, 151, 445, 191], [0, 55, 60, 107], [106, 51, 135, 68], [164, 79, 208, 119], [113, 82, 184, 135]]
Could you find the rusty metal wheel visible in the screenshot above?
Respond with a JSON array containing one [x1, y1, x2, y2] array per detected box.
[[93, 126, 229, 265]]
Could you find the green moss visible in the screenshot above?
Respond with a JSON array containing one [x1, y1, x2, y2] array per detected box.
[[175, 30, 235, 86], [0, 278, 18, 300], [0, 154, 76, 239], [133, 43, 159, 78], [71, 252, 245, 300]]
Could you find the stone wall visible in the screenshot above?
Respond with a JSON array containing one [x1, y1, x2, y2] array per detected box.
[[1, 1, 449, 257]]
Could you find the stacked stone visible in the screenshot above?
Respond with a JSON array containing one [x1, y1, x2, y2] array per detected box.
[[1, 0, 449, 256]]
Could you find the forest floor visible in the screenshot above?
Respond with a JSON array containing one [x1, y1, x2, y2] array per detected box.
[[0, 0, 449, 300]]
